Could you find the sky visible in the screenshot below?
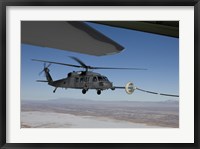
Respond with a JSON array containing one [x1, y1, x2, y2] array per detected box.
[[21, 22, 179, 101]]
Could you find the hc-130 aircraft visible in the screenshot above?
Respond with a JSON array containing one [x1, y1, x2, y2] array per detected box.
[[32, 56, 179, 97]]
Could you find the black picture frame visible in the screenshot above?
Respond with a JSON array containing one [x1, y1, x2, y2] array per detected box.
[[0, 0, 199, 149]]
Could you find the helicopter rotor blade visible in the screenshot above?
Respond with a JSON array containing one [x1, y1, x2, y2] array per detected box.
[[46, 63, 52, 68], [38, 63, 46, 76], [69, 56, 147, 70], [32, 59, 82, 68], [39, 70, 44, 76], [69, 56, 87, 68], [32, 58, 147, 71], [92, 67, 147, 70]]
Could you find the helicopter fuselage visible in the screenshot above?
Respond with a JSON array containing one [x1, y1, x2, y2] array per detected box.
[[48, 71, 114, 94]]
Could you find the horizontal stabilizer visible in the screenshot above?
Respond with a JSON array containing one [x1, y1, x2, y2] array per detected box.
[[36, 80, 48, 82]]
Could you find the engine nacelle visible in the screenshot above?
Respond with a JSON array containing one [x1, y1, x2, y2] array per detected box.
[[125, 82, 135, 94]]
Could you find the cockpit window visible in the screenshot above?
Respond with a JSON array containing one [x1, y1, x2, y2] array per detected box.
[[103, 77, 108, 81], [93, 77, 97, 82], [98, 76, 103, 81], [97, 76, 109, 82]]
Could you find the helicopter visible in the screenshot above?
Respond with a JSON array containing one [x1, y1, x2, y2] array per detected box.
[[32, 56, 179, 97]]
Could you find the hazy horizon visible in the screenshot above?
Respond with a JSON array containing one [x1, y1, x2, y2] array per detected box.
[[21, 97, 179, 102], [21, 98, 179, 128]]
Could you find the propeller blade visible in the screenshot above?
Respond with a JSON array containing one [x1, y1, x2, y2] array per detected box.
[[136, 87, 179, 97], [39, 70, 44, 76], [36, 62, 52, 76], [46, 63, 51, 68]]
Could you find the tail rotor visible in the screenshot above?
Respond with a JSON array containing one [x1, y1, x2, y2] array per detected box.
[[39, 63, 51, 76]]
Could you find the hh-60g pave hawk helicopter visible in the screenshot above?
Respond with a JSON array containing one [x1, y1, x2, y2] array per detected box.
[[32, 56, 179, 97]]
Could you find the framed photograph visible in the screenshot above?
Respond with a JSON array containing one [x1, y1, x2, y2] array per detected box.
[[1, 0, 199, 149]]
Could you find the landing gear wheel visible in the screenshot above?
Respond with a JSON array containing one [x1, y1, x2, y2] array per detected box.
[[82, 89, 87, 94], [111, 87, 115, 91], [53, 87, 57, 93], [97, 90, 101, 95]]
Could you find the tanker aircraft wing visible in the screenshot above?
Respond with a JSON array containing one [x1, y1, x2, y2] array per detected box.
[[21, 21, 124, 56], [91, 21, 179, 38], [21, 21, 178, 56]]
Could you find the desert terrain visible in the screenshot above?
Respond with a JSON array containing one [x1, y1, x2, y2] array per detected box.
[[21, 99, 179, 128]]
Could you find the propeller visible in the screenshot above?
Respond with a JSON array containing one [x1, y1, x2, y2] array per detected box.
[[38, 62, 51, 76], [32, 57, 147, 71]]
